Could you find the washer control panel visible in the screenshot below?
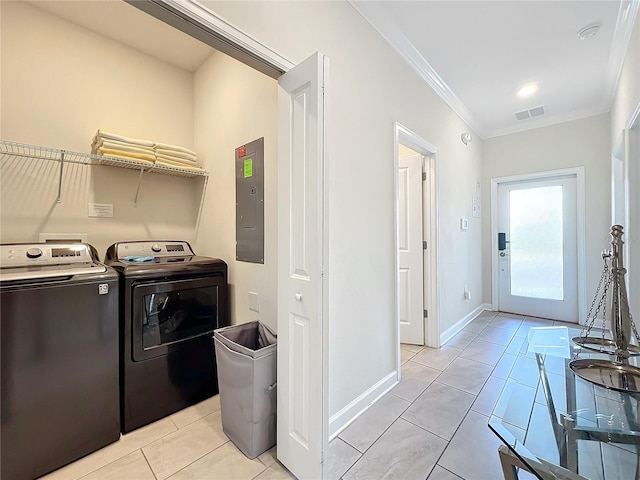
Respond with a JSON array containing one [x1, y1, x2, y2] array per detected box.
[[115, 241, 195, 259], [1, 243, 94, 268]]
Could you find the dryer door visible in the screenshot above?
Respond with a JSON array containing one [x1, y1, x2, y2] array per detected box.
[[131, 275, 224, 361]]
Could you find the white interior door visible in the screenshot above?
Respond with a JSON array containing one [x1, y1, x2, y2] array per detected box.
[[497, 175, 578, 322], [398, 153, 424, 345], [277, 52, 326, 480]]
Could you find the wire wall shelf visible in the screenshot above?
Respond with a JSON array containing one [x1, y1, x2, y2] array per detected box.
[[0, 139, 208, 203]]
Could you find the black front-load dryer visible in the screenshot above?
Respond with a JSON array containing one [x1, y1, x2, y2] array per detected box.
[[105, 240, 228, 433]]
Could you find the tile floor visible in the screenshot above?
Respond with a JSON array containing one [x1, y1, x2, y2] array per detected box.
[[41, 311, 570, 480]]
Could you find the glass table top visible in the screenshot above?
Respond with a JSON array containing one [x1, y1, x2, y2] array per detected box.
[[488, 326, 640, 480]]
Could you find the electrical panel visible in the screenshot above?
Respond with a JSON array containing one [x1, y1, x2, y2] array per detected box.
[[235, 137, 264, 263]]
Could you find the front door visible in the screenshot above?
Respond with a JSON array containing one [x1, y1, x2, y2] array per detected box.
[[497, 175, 578, 322], [277, 52, 327, 479]]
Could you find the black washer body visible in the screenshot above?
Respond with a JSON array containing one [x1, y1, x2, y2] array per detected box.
[[105, 242, 229, 433], [1, 247, 120, 480]]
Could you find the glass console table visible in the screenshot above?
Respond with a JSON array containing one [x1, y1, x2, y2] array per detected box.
[[489, 326, 640, 480]]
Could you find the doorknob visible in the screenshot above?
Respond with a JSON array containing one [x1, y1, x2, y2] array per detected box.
[[295, 293, 303, 302], [500, 251, 508, 257]]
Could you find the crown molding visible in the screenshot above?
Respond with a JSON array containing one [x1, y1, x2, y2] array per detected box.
[[348, 0, 485, 138], [605, 0, 640, 110], [350, 0, 639, 141], [129, 0, 295, 77]]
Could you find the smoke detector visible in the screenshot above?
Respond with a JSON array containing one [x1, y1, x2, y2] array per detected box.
[[577, 24, 600, 40]]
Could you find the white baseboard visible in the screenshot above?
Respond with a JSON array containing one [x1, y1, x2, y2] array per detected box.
[[328, 371, 398, 441], [440, 303, 492, 346]]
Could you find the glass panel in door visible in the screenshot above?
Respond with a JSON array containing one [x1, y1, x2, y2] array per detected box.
[[509, 185, 564, 300]]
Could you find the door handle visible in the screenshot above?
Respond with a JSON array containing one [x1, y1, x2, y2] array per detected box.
[[295, 293, 303, 302], [498, 232, 507, 251]]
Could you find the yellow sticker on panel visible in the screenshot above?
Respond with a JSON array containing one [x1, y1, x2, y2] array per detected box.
[[244, 158, 253, 178]]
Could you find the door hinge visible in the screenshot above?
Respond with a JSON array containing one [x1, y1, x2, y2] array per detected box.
[[424, 309, 428, 318], [423, 241, 427, 250], [422, 172, 426, 181]]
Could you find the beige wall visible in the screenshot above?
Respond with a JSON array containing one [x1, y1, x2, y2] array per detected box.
[[611, 15, 640, 143], [482, 114, 612, 314], [610, 11, 640, 315], [193, 51, 278, 331], [201, 0, 484, 419], [0, 1, 199, 256]]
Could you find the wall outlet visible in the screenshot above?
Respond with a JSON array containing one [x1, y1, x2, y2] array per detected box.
[[464, 287, 471, 300]]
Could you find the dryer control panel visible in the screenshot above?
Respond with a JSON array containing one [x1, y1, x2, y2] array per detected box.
[[114, 241, 195, 259]]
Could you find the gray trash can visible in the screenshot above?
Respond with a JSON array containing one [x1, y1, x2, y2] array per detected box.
[[213, 321, 277, 459]]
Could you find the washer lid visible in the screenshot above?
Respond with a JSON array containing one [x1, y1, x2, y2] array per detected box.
[[0, 243, 106, 281]]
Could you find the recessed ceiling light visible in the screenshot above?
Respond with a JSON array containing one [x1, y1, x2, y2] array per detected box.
[[577, 24, 600, 40], [517, 82, 539, 98]]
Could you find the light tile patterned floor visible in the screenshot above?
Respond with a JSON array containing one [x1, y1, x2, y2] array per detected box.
[[41, 311, 571, 480], [329, 311, 578, 480], [40, 395, 293, 480]]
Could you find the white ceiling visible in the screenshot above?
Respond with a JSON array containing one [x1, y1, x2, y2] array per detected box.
[[352, 0, 639, 138], [26, 0, 639, 139]]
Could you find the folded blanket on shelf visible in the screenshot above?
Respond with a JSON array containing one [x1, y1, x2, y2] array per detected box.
[[154, 148, 197, 162], [155, 159, 204, 172], [98, 147, 156, 163], [93, 130, 155, 147], [153, 142, 197, 157], [97, 150, 155, 164], [155, 153, 197, 166], [96, 139, 156, 156]]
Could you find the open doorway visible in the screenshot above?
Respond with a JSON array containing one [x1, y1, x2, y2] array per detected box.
[[394, 122, 439, 371]]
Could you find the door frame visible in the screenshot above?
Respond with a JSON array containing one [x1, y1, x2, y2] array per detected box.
[[394, 122, 440, 372], [490, 167, 586, 323], [137, 1, 329, 476]]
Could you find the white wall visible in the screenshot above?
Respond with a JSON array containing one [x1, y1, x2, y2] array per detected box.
[[201, 0, 484, 419], [193, 51, 278, 331], [0, 1, 199, 256], [482, 114, 611, 313], [610, 12, 639, 315]]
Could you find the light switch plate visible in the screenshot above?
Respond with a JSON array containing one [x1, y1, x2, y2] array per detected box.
[[461, 218, 469, 230], [248, 291, 260, 312]]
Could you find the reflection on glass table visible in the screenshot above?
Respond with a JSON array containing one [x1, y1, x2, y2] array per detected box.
[[488, 326, 640, 480]]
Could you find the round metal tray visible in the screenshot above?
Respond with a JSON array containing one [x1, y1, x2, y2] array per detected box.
[[572, 336, 640, 356], [569, 359, 640, 393]]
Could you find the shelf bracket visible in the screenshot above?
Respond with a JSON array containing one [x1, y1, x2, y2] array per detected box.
[[133, 167, 145, 204], [57, 150, 65, 203]]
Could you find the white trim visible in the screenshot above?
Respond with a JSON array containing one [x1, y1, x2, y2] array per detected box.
[[351, 1, 483, 138], [394, 123, 440, 360], [627, 100, 640, 130], [490, 168, 587, 324], [440, 303, 492, 346], [328, 371, 398, 441], [158, 0, 295, 72]]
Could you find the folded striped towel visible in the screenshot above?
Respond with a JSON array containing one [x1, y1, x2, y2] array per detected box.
[[97, 149, 155, 164], [156, 159, 204, 172], [156, 153, 197, 166], [154, 142, 197, 157], [97, 139, 156, 156], [155, 148, 197, 162], [94, 130, 155, 147]]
